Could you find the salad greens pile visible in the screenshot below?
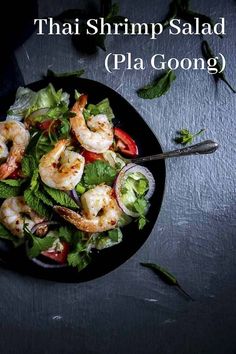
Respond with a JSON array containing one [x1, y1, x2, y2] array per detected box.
[[0, 83, 155, 272]]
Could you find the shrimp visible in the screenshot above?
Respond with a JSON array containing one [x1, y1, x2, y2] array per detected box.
[[0, 121, 30, 179], [39, 139, 85, 191], [70, 95, 113, 153], [0, 196, 47, 238], [54, 185, 122, 233]]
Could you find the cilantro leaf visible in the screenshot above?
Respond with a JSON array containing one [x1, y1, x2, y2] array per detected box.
[[67, 251, 91, 272], [133, 198, 149, 230], [58, 225, 73, 242], [137, 70, 176, 99], [175, 128, 205, 145], [83, 160, 117, 187], [25, 226, 57, 258], [0, 223, 23, 247], [43, 185, 79, 209]]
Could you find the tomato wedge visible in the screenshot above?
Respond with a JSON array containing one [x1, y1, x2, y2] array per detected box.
[[37, 119, 60, 132], [41, 241, 69, 264], [81, 150, 104, 163], [114, 127, 138, 157]]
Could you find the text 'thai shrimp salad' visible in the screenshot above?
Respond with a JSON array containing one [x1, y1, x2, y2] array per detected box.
[[0, 84, 155, 271]]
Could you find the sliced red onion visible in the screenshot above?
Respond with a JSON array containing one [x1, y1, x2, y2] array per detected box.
[[31, 221, 59, 234], [27, 107, 49, 120], [31, 257, 67, 269], [114, 163, 156, 217], [70, 189, 81, 207]]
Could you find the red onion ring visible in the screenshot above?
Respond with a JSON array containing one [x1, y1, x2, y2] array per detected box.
[[69, 189, 81, 207], [31, 257, 67, 269], [31, 221, 59, 234], [114, 163, 156, 217]]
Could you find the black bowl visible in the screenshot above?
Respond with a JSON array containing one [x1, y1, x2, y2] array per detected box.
[[0, 77, 165, 282]]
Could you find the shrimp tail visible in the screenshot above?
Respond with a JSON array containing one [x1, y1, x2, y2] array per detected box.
[[0, 156, 17, 179]]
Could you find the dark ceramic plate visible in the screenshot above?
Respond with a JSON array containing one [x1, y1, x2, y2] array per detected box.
[[0, 77, 165, 282]]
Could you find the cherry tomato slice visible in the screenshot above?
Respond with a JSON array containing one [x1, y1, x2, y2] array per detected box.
[[41, 241, 69, 264], [114, 127, 138, 157], [81, 150, 104, 164]]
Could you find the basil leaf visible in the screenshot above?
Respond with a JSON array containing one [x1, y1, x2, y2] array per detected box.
[[201, 41, 236, 93], [137, 70, 176, 99], [140, 262, 193, 300]]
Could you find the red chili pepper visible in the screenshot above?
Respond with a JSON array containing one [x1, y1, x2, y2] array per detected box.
[[81, 150, 104, 163], [41, 241, 69, 264], [114, 127, 138, 157]]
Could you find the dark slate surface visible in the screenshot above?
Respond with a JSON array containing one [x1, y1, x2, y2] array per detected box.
[[1, 0, 236, 353]]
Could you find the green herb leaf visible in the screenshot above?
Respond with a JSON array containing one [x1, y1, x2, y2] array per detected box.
[[83, 160, 117, 187], [25, 225, 57, 258], [24, 188, 50, 218], [34, 189, 54, 207], [107, 228, 122, 242], [58, 225, 73, 242], [201, 41, 236, 93], [0, 179, 25, 187], [67, 250, 91, 271], [137, 70, 176, 99], [21, 155, 38, 178], [46, 69, 85, 79], [175, 128, 205, 145], [0, 223, 23, 247], [43, 185, 78, 209], [0, 181, 21, 199], [140, 262, 193, 300]]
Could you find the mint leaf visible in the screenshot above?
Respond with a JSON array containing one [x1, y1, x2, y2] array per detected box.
[[21, 155, 37, 177], [43, 185, 78, 209], [0, 181, 21, 198], [34, 189, 54, 207], [0, 223, 23, 247], [24, 188, 50, 218], [25, 226, 57, 258], [83, 160, 117, 187], [137, 70, 176, 99], [0, 179, 25, 187]]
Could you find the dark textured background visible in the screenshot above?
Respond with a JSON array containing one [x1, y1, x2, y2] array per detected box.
[[0, 1, 236, 353]]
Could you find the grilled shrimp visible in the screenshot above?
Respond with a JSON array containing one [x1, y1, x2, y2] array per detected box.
[[70, 95, 113, 153], [0, 121, 30, 179], [54, 185, 122, 233], [39, 139, 85, 191], [0, 196, 47, 238]]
